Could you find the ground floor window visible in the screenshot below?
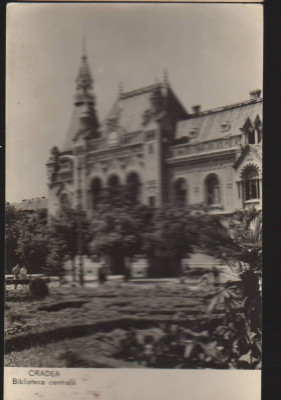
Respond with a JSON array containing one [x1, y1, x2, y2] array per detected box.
[[92, 178, 103, 209], [126, 172, 141, 202], [205, 174, 220, 205], [108, 174, 120, 188], [244, 168, 260, 200], [174, 178, 187, 206]]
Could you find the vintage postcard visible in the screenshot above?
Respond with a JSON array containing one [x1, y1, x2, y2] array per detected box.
[[5, 2, 262, 399]]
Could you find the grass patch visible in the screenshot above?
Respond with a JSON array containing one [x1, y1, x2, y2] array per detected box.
[[4, 282, 242, 368], [37, 300, 89, 312]]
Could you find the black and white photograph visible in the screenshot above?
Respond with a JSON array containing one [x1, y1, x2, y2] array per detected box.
[[5, 1, 262, 379]]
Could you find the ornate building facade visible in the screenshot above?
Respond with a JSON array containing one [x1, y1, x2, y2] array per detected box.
[[46, 51, 262, 216]]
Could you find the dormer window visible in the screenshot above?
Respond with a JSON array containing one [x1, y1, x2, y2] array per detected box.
[[247, 126, 256, 144], [142, 109, 153, 125], [255, 115, 263, 143], [108, 131, 119, 147], [220, 121, 231, 132], [241, 116, 262, 145], [257, 126, 263, 143], [146, 130, 156, 141], [190, 128, 199, 139]]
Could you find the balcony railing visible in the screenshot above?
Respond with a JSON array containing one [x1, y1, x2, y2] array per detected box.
[[87, 131, 143, 153], [168, 135, 241, 159]]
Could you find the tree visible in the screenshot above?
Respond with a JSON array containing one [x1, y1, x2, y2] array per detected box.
[[91, 188, 202, 276], [5, 203, 27, 273], [198, 208, 262, 368], [142, 207, 199, 276], [90, 186, 153, 274], [15, 209, 49, 274], [44, 237, 67, 278], [48, 205, 92, 281]]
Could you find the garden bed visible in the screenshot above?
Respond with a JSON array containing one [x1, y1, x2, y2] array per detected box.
[[5, 282, 243, 368]]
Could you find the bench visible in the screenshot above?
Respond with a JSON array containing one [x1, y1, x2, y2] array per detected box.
[[5, 277, 50, 288], [5, 279, 30, 285]]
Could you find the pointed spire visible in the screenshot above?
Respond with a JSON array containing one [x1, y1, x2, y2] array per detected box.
[[151, 78, 165, 114], [64, 46, 100, 152], [163, 68, 169, 87], [75, 44, 95, 105], [118, 82, 124, 98], [76, 51, 93, 91], [82, 34, 87, 57]]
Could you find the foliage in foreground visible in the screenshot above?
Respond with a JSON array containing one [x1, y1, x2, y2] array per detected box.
[[116, 320, 260, 369], [5, 204, 28, 273], [5, 203, 92, 277], [29, 278, 49, 299], [198, 208, 262, 369]]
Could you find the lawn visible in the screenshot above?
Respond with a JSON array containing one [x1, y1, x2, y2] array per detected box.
[[4, 281, 235, 368]]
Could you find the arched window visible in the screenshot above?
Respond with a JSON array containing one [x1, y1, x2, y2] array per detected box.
[[244, 168, 260, 200], [108, 174, 120, 188], [126, 172, 141, 202], [92, 178, 102, 209], [60, 193, 71, 209], [174, 178, 187, 206], [206, 174, 220, 205]]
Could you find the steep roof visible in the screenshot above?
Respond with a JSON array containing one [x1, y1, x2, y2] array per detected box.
[[63, 106, 100, 152], [175, 98, 262, 142], [100, 83, 188, 135]]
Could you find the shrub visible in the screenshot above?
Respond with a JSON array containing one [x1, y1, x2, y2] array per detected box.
[[29, 278, 49, 299]]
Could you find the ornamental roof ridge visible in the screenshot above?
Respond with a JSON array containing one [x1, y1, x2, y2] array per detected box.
[[187, 97, 263, 119], [119, 82, 163, 100]]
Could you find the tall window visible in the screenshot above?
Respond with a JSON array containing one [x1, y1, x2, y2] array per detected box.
[[108, 174, 120, 188], [206, 174, 220, 205], [92, 178, 102, 209], [247, 127, 256, 145], [244, 168, 260, 200], [126, 172, 141, 202], [174, 178, 187, 206]]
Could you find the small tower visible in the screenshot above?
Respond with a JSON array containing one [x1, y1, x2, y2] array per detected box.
[[63, 49, 100, 152], [75, 51, 94, 105], [46, 146, 60, 186]]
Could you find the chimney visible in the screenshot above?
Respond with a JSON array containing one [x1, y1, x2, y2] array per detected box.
[[192, 105, 201, 114], [250, 89, 261, 99]]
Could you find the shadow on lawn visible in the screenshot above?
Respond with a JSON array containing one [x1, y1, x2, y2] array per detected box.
[[5, 316, 219, 355]]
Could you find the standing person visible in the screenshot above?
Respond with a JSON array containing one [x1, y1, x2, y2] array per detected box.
[[101, 262, 107, 284], [98, 261, 107, 285], [20, 265, 28, 287], [124, 256, 131, 282], [12, 264, 20, 289]]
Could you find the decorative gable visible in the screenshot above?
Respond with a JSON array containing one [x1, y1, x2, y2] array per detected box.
[[240, 116, 262, 145], [233, 145, 262, 178]]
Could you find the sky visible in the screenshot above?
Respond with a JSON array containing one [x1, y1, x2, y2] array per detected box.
[[6, 3, 263, 203]]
